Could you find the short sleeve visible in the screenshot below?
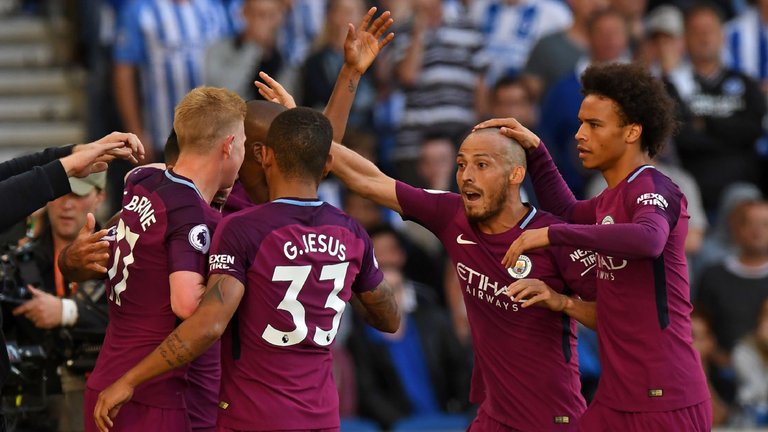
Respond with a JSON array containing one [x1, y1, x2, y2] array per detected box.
[[165, 202, 210, 276], [113, 1, 147, 64], [395, 181, 461, 235], [351, 225, 383, 294], [208, 215, 250, 286]]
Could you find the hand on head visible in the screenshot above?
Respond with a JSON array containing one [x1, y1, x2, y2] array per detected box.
[[474, 118, 542, 152]]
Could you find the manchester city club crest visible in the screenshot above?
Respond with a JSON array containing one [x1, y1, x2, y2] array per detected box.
[[601, 215, 614, 225], [508, 254, 532, 279], [188, 224, 211, 254]]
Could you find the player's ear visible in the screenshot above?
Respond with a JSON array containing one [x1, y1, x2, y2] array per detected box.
[[222, 135, 235, 157], [252, 142, 263, 164], [321, 153, 333, 179], [625, 123, 642, 144], [508, 165, 525, 185], [260, 144, 273, 168]]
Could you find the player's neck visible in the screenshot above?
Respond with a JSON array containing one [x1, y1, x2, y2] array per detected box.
[[477, 200, 528, 235], [268, 178, 319, 201], [172, 158, 219, 204], [602, 152, 652, 189]]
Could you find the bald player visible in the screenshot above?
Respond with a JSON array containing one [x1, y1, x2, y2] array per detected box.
[[327, 127, 599, 430]]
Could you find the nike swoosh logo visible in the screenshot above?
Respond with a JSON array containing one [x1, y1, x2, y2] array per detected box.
[[456, 234, 477, 245]]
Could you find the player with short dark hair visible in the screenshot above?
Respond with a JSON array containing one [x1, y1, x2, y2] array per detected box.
[[83, 86, 247, 432], [92, 107, 399, 432], [479, 62, 712, 431]]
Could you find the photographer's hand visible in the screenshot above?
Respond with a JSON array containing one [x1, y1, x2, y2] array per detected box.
[[62, 132, 145, 178], [12, 286, 63, 329]]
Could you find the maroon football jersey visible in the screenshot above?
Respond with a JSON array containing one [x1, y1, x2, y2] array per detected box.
[[208, 198, 383, 430]]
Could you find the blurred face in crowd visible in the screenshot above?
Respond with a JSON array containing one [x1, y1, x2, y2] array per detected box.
[[731, 202, 768, 257], [685, 9, 723, 65], [414, 0, 443, 27], [490, 83, 537, 128], [46, 190, 104, 242], [371, 231, 406, 270], [588, 11, 629, 63], [344, 193, 382, 229], [328, 0, 365, 40], [569, 0, 609, 21], [456, 131, 523, 224], [243, 0, 285, 45], [575, 95, 635, 171], [609, 0, 647, 19], [418, 137, 455, 190]]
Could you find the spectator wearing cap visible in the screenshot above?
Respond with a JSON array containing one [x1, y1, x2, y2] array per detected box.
[[9, 172, 110, 432], [640, 4, 686, 78]]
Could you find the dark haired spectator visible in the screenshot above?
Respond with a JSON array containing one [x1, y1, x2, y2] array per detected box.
[[539, 8, 630, 198], [301, 0, 375, 130], [666, 3, 766, 219], [391, 0, 487, 185], [522, 0, 609, 100], [205, 0, 295, 101], [691, 309, 736, 426], [732, 298, 768, 426], [417, 134, 456, 192], [348, 265, 471, 430], [696, 200, 768, 352]]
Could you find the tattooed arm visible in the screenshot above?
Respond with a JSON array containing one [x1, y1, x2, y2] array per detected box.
[[93, 274, 243, 431], [351, 280, 400, 333]]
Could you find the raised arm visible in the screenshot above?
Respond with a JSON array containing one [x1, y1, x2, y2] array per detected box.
[[324, 7, 394, 141], [351, 279, 400, 333], [475, 118, 596, 224], [93, 274, 243, 431], [256, 7, 394, 142]]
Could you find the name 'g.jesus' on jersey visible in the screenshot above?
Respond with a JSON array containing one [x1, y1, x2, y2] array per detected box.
[[208, 198, 383, 431]]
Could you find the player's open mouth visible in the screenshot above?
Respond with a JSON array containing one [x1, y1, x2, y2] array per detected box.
[[464, 191, 481, 201]]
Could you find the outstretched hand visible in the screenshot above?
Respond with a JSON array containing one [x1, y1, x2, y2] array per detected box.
[[254, 71, 297, 109], [63, 132, 145, 177], [502, 227, 550, 269], [474, 118, 542, 152], [344, 7, 395, 75]]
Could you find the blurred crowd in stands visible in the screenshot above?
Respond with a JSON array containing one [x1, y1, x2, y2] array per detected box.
[[3, 0, 768, 429]]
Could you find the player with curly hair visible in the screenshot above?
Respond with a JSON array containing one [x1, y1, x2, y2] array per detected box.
[[478, 62, 712, 431]]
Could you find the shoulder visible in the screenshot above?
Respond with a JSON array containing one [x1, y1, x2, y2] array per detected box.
[[526, 207, 566, 229], [535, 0, 571, 17], [725, 8, 756, 33], [724, 68, 761, 88], [627, 166, 682, 196]]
